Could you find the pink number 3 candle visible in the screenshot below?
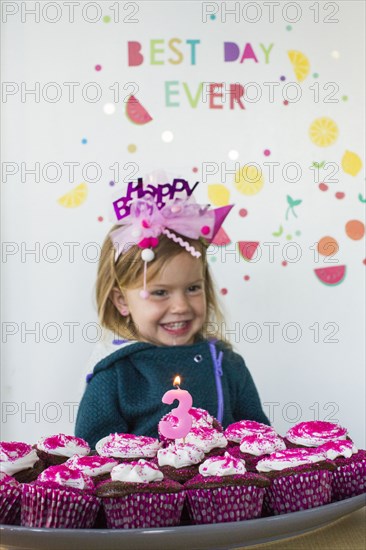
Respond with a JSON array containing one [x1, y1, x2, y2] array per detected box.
[[158, 376, 193, 440]]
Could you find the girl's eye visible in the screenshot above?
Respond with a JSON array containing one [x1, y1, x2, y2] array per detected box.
[[151, 289, 167, 297], [188, 285, 202, 293]]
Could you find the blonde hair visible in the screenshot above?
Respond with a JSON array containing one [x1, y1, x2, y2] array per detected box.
[[96, 225, 231, 346]]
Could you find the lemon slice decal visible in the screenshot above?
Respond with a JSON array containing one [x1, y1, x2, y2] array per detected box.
[[208, 184, 230, 206], [309, 117, 338, 147], [234, 165, 264, 196], [57, 183, 88, 208], [341, 150, 362, 176], [288, 50, 310, 82]]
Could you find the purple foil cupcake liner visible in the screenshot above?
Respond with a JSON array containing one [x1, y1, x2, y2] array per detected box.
[[21, 484, 100, 528], [263, 470, 332, 516], [102, 491, 186, 529], [186, 485, 265, 524], [0, 486, 22, 525], [331, 459, 366, 501]]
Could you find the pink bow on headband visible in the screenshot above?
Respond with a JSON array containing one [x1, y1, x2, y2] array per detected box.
[[110, 197, 233, 261]]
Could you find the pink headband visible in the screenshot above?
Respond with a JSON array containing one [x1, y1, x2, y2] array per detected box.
[[111, 180, 233, 299]]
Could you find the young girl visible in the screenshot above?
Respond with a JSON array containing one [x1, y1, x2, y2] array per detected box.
[[75, 190, 270, 448]]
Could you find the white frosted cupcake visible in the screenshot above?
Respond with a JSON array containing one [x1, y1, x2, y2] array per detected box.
[[157, 442, 205, 482], [35, 434, 90, 465], [0, 441, 45, 482], [228, 433, 286, 471], [96, 433, 161, 462]]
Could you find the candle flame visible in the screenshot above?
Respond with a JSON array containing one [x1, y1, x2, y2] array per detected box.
[[173, 375, 181, 387]]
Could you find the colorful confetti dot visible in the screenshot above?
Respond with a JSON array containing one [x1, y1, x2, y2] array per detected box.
[[210, 256, 217, 263], [81, 138, 87, 144], [283, 100, 289, 106], [342, 95, 348, 101], [313, 73, 319, 78], [239, 208, 248, 217], [295, 230, 301, 236], [95, 64, 102, 71], [335, 192, 345, 200], [363, 259, 366, 266], [103, 15, 111, 23], [282, 261, 288, 266], [264, 149, 271, 156], [331, 51, 340, 59], [162, 130, 174, 143], [109, 181, 115, 186], [192, 167, 198, 173], [103, 103, 115, 115], [319, 183, 328, 192], [220, 288, 228, 295], [243, 275, 250, 281], [97, 216, 104, 222], [286, 25, 292, 31], [210, 14, 216, 20], [280, 76, 286, 81], [286, 234, 292, 240], [127, 144, 137, 153]]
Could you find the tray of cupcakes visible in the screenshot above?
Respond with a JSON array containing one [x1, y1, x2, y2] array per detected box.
[[1, 409, 366, 549]]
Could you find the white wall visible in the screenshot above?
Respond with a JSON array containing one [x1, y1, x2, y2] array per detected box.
[[1, 1, 365, 447]]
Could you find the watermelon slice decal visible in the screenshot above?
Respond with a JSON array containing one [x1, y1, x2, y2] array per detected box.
[[314, 265, 346, 286], [238, 241, 260, 261], [212, 227, 231, 246], [126, 95, 153, 125]]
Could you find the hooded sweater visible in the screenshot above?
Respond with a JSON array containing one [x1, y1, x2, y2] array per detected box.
[[75, 339, 270, 449]]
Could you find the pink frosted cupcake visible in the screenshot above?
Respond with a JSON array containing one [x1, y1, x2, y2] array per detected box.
[[316, 440, 366, 501], [157, 442, 205, 482], [95, 460, 185, 529], [159, 407, 223, 446], [183, 427, 228, 457], [285, 421, 348, 449], [96, 433, 161, 462], [0, 472, 21, 525], [21, 465, 100, 528], [224, 420, 276, 447], [184, 452, 269, 524], [0, 441, 45, 483], [65, 455, 118, 485], [228, 432, 286, 472], [256, 448, 335, 515], [35, 434, 90, 466]]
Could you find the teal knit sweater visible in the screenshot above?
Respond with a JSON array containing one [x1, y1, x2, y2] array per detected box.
[[75, 339, 270, 449]]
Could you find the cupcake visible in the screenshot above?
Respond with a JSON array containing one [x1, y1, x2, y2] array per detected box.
[[184, 452, 269, 524], [35, 434, 90, 465], [183, 427, 228, 457], [228, 432, 286, 471], [0, 472, 21, 525], [0, 441, 45, 482], [96, 460, 185, 529], [96, 433, 161, 462], [285, 421, 348, 448], [65, 455, 118, 485], [157, 442, 205, 482], [21, 464, 100, 528], [256, 448, 335, 515], [316, 440, 366, 501], [159, 407, 223, 446], [224, 420, 276, 447]]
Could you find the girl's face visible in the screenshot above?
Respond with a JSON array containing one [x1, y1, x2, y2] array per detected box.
[[114, 252, 207, 346]]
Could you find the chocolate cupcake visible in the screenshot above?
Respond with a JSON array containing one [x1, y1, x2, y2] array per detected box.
[[224, 420, 276, 447], [96, 460, 185, 529], [159, 407, 223, 446], [21, 465, 100, 528], [35, 434, 90, 466], [316, 440, 366, 501], [96, 433, 161, 462], [183, 427, 228, 457], [228, 432, 286, 472], [0, 472, 21, 525], [0, 441, 45, 482], [157, 442, 205, 482], [64, 454, 118, 485], [184, 452, 269, 524], [256, 448, 336, 515], [284, 421, 348, 449]]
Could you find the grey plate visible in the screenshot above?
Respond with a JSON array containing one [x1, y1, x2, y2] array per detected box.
[[1, 494, 365, 550]]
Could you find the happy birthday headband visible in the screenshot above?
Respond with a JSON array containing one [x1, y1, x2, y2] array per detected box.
[[110, 178, 233, 299]]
